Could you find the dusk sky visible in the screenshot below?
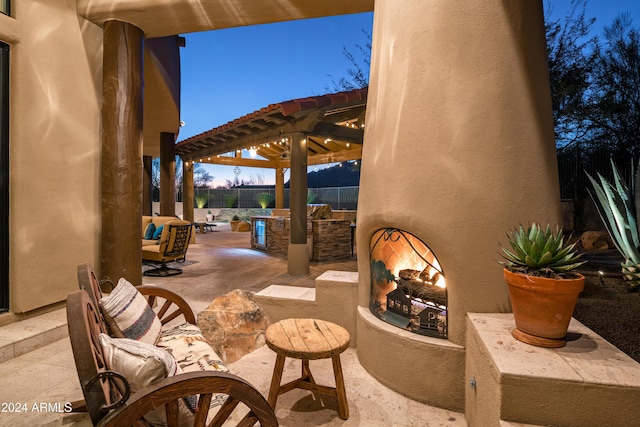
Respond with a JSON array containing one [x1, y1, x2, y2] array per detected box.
[[178, 2, 639, 187]]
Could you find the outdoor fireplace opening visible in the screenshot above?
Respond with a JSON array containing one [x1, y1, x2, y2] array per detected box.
[[369, 228, 447, 338]]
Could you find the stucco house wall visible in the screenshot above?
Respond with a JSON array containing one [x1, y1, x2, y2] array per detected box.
[[0, 0, 375, 320], [1, 0, 102, 316]]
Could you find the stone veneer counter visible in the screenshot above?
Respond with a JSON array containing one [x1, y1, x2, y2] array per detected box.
[[251, 216, 352, 262]]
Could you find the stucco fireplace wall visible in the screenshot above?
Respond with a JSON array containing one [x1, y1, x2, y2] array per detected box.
[[356, 0, 561, 409]]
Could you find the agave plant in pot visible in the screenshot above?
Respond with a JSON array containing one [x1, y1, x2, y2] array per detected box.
[[499, 223, 586, 348]]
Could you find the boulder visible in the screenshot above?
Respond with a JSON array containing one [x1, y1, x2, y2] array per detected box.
[[580, 231, 613, 251], [197, 289, 270, 364]]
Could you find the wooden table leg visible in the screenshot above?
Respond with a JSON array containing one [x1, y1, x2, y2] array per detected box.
[[268, 354, 286, 408], [302, 359, 316, 384], [331, 354, 349, 420]]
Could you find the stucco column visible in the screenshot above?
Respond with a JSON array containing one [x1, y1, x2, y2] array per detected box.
[[355, 0, 559, 409], [288, 133, 309, 275], [275, 167, 285, 209], [182, 160, 194, 223], [101, 21, 144, 286], [160, 132, 176, 216], [143, 156, 152, 216]]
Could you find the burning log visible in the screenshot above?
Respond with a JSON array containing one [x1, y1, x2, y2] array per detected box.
[[396, 269, 447, 306], [399, 269, 421, 280]]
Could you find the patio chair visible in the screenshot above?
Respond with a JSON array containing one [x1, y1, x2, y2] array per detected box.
[[143, 219, 192, 276]]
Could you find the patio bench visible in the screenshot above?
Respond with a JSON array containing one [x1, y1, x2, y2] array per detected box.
[[68, 263, 277, 427]]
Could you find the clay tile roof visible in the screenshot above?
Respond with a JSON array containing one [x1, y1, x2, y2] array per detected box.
[[176, 87, 367, 149]]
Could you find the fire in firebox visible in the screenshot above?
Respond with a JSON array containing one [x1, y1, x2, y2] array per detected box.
[[369, 228, 447, 338]]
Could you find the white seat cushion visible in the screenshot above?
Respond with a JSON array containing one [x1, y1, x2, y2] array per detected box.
[[99, 334, 194, 427]]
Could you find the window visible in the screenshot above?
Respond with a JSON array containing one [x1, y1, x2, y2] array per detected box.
[[0, 42, 8, 311], [1, 0, 9, 16]]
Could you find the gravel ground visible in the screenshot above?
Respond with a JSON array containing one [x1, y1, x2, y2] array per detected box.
[[573, 252, 640, 363]]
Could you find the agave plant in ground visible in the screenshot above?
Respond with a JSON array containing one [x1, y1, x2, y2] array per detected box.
[[586, 160, 640, 291], [499, 223, 585, 278]]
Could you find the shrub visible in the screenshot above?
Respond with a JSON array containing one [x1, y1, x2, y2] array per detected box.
[[256, 193, 275, 209], [224, 194, 237, 208], [307, 191, 318, 204], [195, 193, 208, 209]]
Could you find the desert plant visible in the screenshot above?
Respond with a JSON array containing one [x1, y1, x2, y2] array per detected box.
[[307, 191, 318, 204], [255, 192, 275, 209], [232, 214, 240, 221], [224, 194, 237, 208], [586, 160, 640, 290], [195, 193, 208, 209], [499, 223, 585, 278]]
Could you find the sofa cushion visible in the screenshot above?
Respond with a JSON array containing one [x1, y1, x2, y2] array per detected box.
[[156, 323, 229, 374], [144, 223, 157, 240], [152, 224, 164, 240], [99, 278, 162, 344], [99, 334, 194, 427], [157, 323, 231, 413]]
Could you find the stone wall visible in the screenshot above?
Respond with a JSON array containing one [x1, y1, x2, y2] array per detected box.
[[261, 217, 290, 256], [251, 217, 352, 262], [313, 220, 352, 261], [215, 208, 272, 222]]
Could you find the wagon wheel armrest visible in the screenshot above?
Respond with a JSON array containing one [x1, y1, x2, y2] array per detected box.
[[137, 285, 196, 325], [97, 371, 278, 427]]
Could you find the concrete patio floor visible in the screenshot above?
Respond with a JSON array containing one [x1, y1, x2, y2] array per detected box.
[[0, 222, 468, 426]]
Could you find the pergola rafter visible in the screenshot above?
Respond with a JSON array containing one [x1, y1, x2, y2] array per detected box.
[[175, 88, 367, 165]]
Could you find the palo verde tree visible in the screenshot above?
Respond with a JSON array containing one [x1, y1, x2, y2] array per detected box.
[[326, 29, 371, 92], [151, 156, 214, 202], [545, 0, 596, 150], [587, 12, 640, 160]]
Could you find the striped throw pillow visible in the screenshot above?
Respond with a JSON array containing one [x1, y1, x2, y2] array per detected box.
[[99, 278, 162, 345]]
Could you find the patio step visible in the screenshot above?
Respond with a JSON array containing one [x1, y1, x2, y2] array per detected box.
[[254, 270, 359, 342], [0, 308, 68, 364], [465, 313, 640, 427]]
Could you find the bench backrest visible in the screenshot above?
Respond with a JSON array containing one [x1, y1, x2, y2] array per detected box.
[[67, 290, 129, 426]]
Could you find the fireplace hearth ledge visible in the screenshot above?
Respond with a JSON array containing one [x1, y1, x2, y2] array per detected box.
[[357, 306, 466, 411], [465, 313, 640, 426]]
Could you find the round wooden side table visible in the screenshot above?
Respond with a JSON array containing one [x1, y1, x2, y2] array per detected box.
[[265, 318, 350, 420]]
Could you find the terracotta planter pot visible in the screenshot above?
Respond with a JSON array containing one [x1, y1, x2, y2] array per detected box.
[[504, 268, 585, 348], [230, 220, 240, 231]]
